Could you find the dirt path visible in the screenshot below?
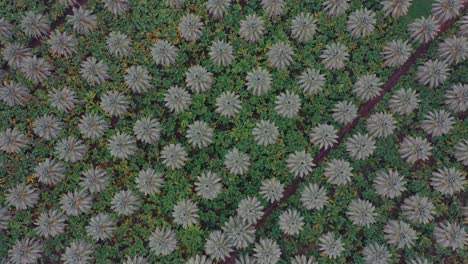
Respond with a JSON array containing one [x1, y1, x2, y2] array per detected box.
[[224, 3, 468, 263], [1, 0, 89, 71]]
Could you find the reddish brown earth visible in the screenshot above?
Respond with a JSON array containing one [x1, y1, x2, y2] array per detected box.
[[223, 2, 468, 263], [2, 0, 467, 261], [1, 0, 89, 70]]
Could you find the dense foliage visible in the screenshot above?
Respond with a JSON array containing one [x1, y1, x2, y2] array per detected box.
[[0, 0, 466, 263]]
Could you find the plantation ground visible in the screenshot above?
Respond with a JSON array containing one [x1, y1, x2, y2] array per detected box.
[[0, 0, 467, 264]]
